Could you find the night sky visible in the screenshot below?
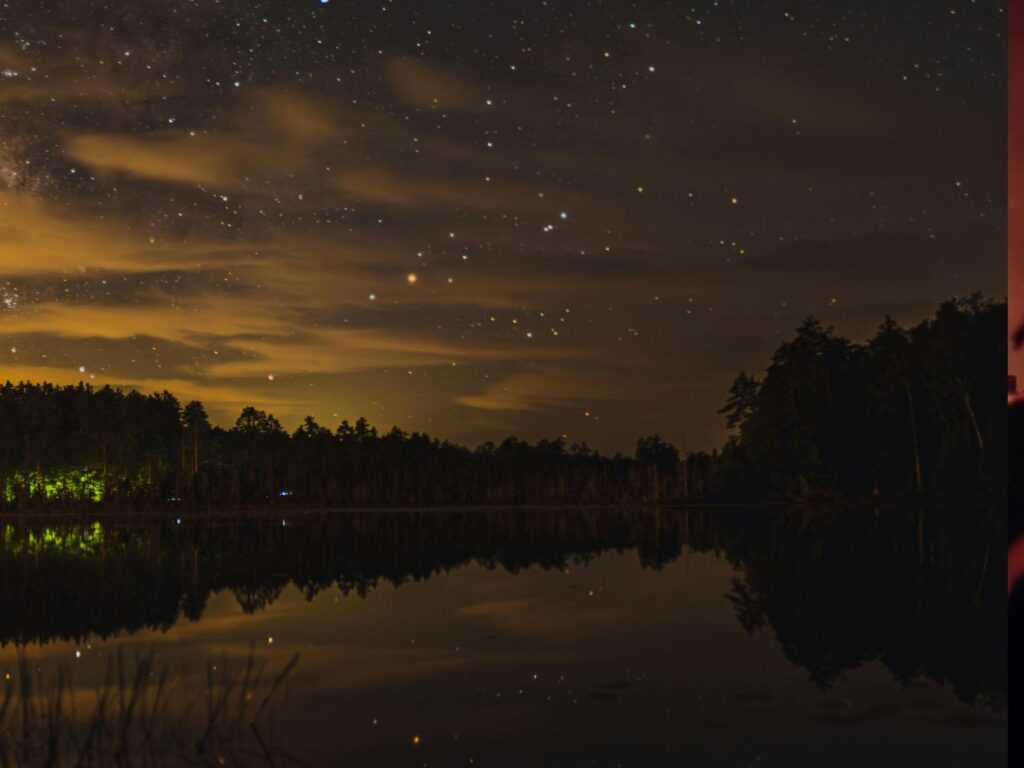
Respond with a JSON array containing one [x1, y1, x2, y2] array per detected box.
[[0, 0, 1006, 453]]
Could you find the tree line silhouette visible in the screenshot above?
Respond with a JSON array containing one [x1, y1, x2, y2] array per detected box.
[[0, 505, 1004, 703], [713, 294, 1004, 501], [0, 295, 1004, 510], [1010, 323, 1024, 540]]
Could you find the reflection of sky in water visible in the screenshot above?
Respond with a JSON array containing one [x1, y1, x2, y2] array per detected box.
[[0, 548, 1004, 767]]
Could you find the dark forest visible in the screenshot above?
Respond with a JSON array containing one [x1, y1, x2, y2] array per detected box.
[[0, 296, 1004, 511]]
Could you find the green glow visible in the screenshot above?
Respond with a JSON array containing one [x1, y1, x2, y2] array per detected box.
[[2, 521, 105, 555], [3, 469, 105, 504]]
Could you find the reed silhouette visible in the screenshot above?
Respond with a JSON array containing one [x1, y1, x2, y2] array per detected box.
[[0, 648, 300, 768]]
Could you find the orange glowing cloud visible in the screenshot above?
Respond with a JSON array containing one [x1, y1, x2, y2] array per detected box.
[[65, 90, 340, 189], [386, 58, 489, 111]]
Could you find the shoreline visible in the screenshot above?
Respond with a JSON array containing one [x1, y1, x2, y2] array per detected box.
[[0, 500, 795, 522], [0, 497, 996, 523]]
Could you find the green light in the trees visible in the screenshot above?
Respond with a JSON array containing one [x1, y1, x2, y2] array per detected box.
[[3, 469, 105, 504]]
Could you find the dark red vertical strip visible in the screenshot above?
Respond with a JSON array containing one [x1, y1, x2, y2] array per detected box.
[[1012, 2, 1023, 752], [1012, 0, 1022, 334]]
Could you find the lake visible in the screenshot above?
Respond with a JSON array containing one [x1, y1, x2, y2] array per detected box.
[[0, 506, 1006, 766]]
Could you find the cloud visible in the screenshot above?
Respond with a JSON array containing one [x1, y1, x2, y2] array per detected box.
[[0, 268, 253, 306], [0, 331, 251, 379], [0, 296, 289, 342], [386, 58, 488, 111], [0, 43, 169, 110], [0, 192, 211, 273], [65, 90, 339, 188], [67, 132, 243, 186], [456, 366, 633, 413], [0, 75, 168, 106]]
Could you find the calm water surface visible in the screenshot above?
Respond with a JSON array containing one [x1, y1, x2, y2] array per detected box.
[[0, 507, 1006, 766]]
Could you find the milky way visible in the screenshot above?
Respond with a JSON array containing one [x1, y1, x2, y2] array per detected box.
[[0, 0, 1006, 452]]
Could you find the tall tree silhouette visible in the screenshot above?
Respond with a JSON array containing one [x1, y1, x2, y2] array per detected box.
[[0, 296, 1004, 511]]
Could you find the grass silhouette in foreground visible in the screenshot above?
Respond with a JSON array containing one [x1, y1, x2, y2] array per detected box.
[[0, 650, 301, 768]]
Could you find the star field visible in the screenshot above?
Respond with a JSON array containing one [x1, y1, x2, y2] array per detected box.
[[0, 0, 1006, 452]]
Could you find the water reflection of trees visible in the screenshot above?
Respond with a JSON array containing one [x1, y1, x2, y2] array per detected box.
[[0, 507, 1004, 702]]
